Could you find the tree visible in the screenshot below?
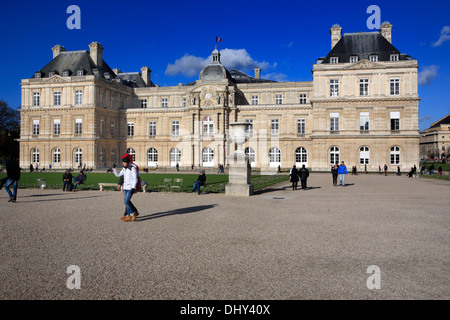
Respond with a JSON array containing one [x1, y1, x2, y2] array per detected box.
[[0, 100, 20, 164]]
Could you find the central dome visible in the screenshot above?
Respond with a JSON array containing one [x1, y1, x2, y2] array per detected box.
[[199, 47, 232, 81]]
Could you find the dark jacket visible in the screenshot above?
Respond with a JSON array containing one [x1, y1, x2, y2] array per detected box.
[[197, 173, 207, 186], [331, 167, 339, 176], [6, 159, 21, 180], [75, 173, 87, 183], [290, 168, 299, 182], [63, 171, 72, 181], [299, 167, 309, 179]]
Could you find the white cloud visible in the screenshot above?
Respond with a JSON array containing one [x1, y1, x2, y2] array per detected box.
[[418, 65, 439, 86], [432, 26, 450, 47], [262, 72, 289, 82], [419, 115, 433, 123], [165, 48, 275, 77]]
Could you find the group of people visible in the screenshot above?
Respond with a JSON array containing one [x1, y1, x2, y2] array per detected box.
[[331, 162, 349, 186], [62, 169, 87, 192], [289, 164, 310, 190]]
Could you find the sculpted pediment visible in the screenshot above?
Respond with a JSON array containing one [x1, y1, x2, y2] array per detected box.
[[43, 75, 71, 84], [190, 85, 227, 107], [344, 59, 383, 70]]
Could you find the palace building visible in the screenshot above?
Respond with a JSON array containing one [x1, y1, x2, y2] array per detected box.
[[19, 22, 420, 171]]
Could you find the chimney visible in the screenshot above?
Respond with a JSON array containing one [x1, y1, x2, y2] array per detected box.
[[254, 67, 261, 79], [113, 68, 122, 76], [380, 22, 393, 43], [88, 42, 104, 68], [330, 24, 342, 49], [52, 45, 66, 59], [141, 66, 152, 87]]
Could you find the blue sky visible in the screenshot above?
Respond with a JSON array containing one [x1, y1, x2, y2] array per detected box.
[[0, 0, 449, 130]]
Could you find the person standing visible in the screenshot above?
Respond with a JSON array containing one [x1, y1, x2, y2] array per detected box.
[[299, 164, 309, 190], [438, 166, 443, 175], [331, 164, 339, 186], [4, 155, 21, 203], [112, 154, 139, 222], [384, 164, 388, 176], [289, 165, 299, 190], [338, 161, 347, 186]]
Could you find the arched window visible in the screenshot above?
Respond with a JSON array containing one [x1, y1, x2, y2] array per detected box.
[[32, 148, 40, 163], [269, 147, 281, 167], [126, 148, 136, 162], [390, 146, 400, 165], [170, 147, 181, 166], [203, 116, 214, 135], [53, 148, 61, 164], [74, 148, 82, 165], [148, 148, 158, 162], [245, 147, 256, 165], [295, 147, 308, 164], [360, 146, 370, 165], [330, 146, 340, 165], [202, 147, 214, 166]]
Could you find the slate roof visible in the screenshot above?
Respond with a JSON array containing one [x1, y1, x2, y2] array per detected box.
[[430, 114, 450, 128], [228, 69, 276, 84], [321, 32, 411, 63], [114, 72, 153, 88], [32, 50, 116, 80]]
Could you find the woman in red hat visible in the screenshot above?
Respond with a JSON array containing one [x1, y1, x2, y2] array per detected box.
[[112, 153, 139, 221]]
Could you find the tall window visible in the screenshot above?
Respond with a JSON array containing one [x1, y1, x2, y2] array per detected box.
[[251, 95, 259, 105], [182, 98, 187, 108], [360, 112, 370, 131], [140, 98, 147, 108], [100, 119, 105, 135], [275, 94, 283, 105], [360, 79, 369, 96], [75, 119, 82, 135], [127, 122, 134, 137], [390, 78, 400, 96], [54, 91, 61, 106], [161, 98, 168, 108], [330, 113, 339, 132], [390, 146, 400, 165], [126, 148, 136, 162], [53, 148, 61, 164], [269, 147, 281, 164], [299, 94, 307, 104], [32, 148, 40, 163], [245, 119, 254, 135], [172, 120, 180, 136], [297, 118, 305, 135], [74, 148, 82, 164], [271, 119, 279, 135], [390, 112, 400, 131], [202, 147, 214, 165], [148, 148, 158, 162], [170, 147, 181, 164], [295, 147, 308, 163], [203, 116, 214, 135], [245, 147, 256, 164], [53, 119, 61, 135], [360, 147, 370, 165], [330, 79, 339, 97], [149, 121, 156, 137], [330, 146, 340, 165], [33, 92, 40, 106], [75, 90, 83, 105], [32, 119, 39, 135], [100, 92, 104, 107], [99, 149, 105, 163], [110, 149, 116, 163]]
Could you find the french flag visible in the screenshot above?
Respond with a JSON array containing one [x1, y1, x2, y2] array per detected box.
[[216, 36, 222, 42]]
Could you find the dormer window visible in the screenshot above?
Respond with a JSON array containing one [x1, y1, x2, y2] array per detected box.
[[62, 70, 70, 77], [330, 57, 339, 64], [350, 56, 358, 63], [390, 54, 399, 62], [48, 72, 55, 77], [92, 68, 100, 76], [369, 55, 378, 62], [104, 72, 110, 79], [35, 72, 41, 79], [77, 70, 84, 76]]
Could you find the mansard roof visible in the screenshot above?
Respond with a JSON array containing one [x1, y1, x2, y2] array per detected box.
[[32, 50, 116, 80], [114, 72, 151, 88], [322, 32, 411, 63], [430, 114, 450, 128]]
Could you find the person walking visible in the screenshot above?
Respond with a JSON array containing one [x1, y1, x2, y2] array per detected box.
[[112, 154, 139, 222], [4, 155, 21, 203], [192, 170, 207, 195], [62, 169, 73, 191], [384, 164, 388, 176], [289, 165, 299, 190], [331, 164, 339, 186], [338, 161, 347, 186], [299, 164, 309, 190]]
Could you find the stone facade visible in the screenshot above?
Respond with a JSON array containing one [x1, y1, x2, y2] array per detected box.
[[19, 23, 420, 172], [419, 114, 450, 159]]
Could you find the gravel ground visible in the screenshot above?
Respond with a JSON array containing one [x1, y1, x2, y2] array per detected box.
[[0, 173, 449, 300]]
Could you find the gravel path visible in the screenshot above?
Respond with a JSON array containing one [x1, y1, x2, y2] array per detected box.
[[1, 173, 448, 300]]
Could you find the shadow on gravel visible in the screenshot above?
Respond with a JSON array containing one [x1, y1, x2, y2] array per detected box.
[[138, 204, 217, 221], [15, 194, 107, 203]]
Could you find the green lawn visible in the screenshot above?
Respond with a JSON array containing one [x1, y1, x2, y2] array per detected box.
[[421, 162, 450, 172], [0, 172, 289, 193]]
